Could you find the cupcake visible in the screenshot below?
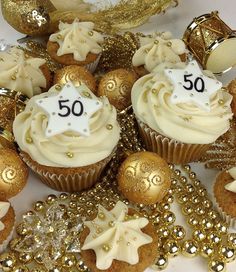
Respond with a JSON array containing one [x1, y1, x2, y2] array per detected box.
[[0, 47, 51, 98], [47, 19, 104, 72], [13, 83, 120, 192], [0, 201, 15, 252], [131, 60, 233, 164], [214, 167, 236, 228], [132, 31, 187, 77], [80, 201, 157, 272]]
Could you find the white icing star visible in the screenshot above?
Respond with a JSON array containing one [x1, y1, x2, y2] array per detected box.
[[82, 201, 153, 270], [164, 60, 222, 111], [36, 83, 102, 137]]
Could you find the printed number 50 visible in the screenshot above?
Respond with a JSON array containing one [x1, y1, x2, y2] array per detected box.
[[183, 74, 205, 93], [58, 99, 84, 117]]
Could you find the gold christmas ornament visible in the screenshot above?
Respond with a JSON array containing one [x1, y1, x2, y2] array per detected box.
[[97, 68, 138, 110], [0, 148, 28, 199], [53, 66, 97, 94], [151, 254, 168, 270], [1, 0, 55, 36], [117, 151, 171, 204], [208, 259, 226, 272], [183, 11, 236, 74]]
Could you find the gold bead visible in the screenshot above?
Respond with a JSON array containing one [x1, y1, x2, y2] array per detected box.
[[163, 211, 176, 225], [48, 268, 61, 272], [34, 251, 44, 264], [207, 232, 221, 245], [218, 99, 224, 105], [98, 212, 105, 220], [55, 84, 62, 91], [189, 172, 196, 179], [161, 202, 170, 211], [183, 165, 191, 172], [18, 252, 32, 264], [158, 227, 170, 238], [61, 254, 76, 268], [34, 201, 45, 211], [201, 218, 213, 230], [195, 206, 205, 216], [182, 204, 193, 216], [180, 176, 187, 184], [31, 268, 47, 272], [102, 244, 111, 252], [200, 243, 214, 258], [46, 194, 57, 204], [208, 210, 219, 221], [177, 193, 188, 204], [193, 229, 206, 242], [106, 124, 113, 130], [202, 199, 213, 209], [59, 193, 68, 200], [151, 254, 168, 270], [0, 253, 16, 271], [208, 259, 226, 272], [186, 184, 195, 193], [168, 163, 174, 170], [188, 215, 199, 227], [172, 225, 186, 240], [16, 223, 30, 236], [69, 201, 77, 209], [109, 221, 115, 227], [77, 260, 89, 271], [88, 31, 94, 36], [26, 136, 33, 144], [13, 265, 29, 272], [228, 233, 236, 248], [164, 240, 180, 257], [182, 240, 199, 257], [66, 152, 74, 158], [215, 222, 228, 234], [219, 246, 235, 263], [174, 169, 181, 176]]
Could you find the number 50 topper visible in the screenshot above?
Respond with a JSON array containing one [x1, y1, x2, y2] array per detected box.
[[36, 82, 102, 137], [164, 60, 222, 112]]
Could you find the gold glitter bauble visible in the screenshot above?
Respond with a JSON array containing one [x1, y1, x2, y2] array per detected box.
[[0, 148, 28, 199], [182, 240, 199, 258], [1, 0, 55, 36], [53, 66, 97, 94], [151, 254, 168, 270], [117, 151, 171, 204], [0, 252, 16, 271], [208, 259, 226, 272], [97, 68, 137, 110]]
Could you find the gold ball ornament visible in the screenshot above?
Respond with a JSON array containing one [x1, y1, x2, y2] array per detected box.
[[54, 66, 97, 94], [1, 0, 55, 36], [151, 254, 168, 270], [208, 259, 226, 272], [0, 252, 16, 271], [0, 148, 28, 199], [182, 240, 199, 258], [117, 151, 171, 205], [97, 68, 138, 110]]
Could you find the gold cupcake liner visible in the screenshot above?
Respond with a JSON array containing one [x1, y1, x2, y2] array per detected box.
[[20, 151, 115, 192], [137, 119, 211, 164], [84, 54, 101, 73], [215, 200, 236, 229]]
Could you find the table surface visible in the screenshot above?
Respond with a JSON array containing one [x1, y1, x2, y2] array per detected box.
[[1, 0, 236, 271]]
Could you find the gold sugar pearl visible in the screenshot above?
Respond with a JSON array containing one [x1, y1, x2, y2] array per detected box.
[[82, 91, 91, 98], [11, 75, 16, 80], [182, 240, 199, 258], [183, 164, 191, 172], [26, 136, 33, 144], [102, 244, 111, 252], [34, 201, 45, 211], [46, 195, 57, 204], [200, 243, 214, 258], [106, 124, 113, 130], [98, 212, 105, 220], [207, 232, 221, 244], [167, 41, 172, 47], [208, 259, 226, 272], [192, 229, 206, 242], [108, 221, 115, 227], [88, 31, 94, 36], [57, 34, 62, 39], [55, 84, 62, 91], [218, 99, 224, 105], [151, 254, 168, 270], [66, 152, 74, 158], [163, 211, 176, 225], [154, 40, 159, 45], [164, 240, 180, 257], [172, 225, 186, 240], [219, 246, 235, 263], [228, 233, 236, 248], [18, 252, 32, 264], [215, 222, 228, 233]]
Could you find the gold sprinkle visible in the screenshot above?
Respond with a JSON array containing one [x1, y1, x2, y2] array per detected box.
[[55, 84, 62, 91], [11, 75, 16, 80], [98, 212, 105, 220], [57, 34, 62, 39], [26, 137, 33, 144], [167, 41, 172, 47], [82, 91, 91, 98], [88, 31, 94, 36], [102, 244, 111, 252], [154, 40, 159, 45], [218, 99, 224, 105], [66, 152, 74, 158], [108, 221, 115, 227], [106, 124, 113, 130]]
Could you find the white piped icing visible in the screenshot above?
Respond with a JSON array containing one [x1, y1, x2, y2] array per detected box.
[[225, 167, 236, 193], [132, 31, 187, 73], [49, 20, 104, 61], [13, 85, 120, 167], [0, 202, 10, 231], [0, 47, 47, 97], [82, 201, 153, 270], [131, 70, 232, 144]]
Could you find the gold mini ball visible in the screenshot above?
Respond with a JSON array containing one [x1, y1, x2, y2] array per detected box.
[[0, 148, 28, 199], [182, 240, 199, 258], [164, 240, 180, 257], [151, 254, 168, 270], [208, 259, 226, 272], [0, 252, 16, 271], [97, 68, 138, 110], [54, 66, 97, 94], [61, 253, 76, 268], [117, 151, 171, 205]]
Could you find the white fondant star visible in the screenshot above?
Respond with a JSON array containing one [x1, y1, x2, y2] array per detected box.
[[36, 82, 102, 137], [164, 60, 222, 111]]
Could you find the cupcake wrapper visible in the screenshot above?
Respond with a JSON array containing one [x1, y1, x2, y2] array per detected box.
[[215, 201, 236, 229], [20, 151, 115, 192], [137, 119, 211, 164], [0, 218, 15, 253], [84, 54, 101, 73]]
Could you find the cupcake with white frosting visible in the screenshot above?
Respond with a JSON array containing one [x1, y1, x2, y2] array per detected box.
[[214, 167, 236, 228], [132, 31, 187, 77], [131, 60, 233, 164], [47, 19, 104, 72], [13, 82, 120, 192], [0, 47, 51, 98], [80, 201, 157, 272], [0, 201, 15, 253]]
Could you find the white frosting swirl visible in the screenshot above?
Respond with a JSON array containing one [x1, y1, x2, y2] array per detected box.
[[225, 167, 236, 193], [0, 201, 10, 231], [13, 85, 120, 167], [132, 31, 187, 73], [131, 72, 232, 144], [82, 201, 152, 270], [0, 47, 47, 98], [49, 20, 104, 61]]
